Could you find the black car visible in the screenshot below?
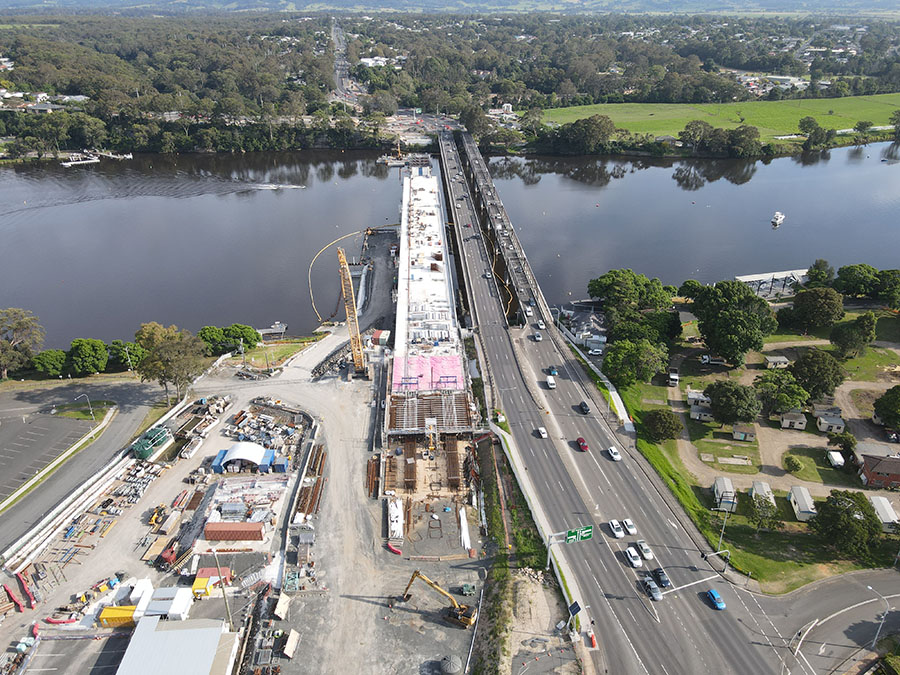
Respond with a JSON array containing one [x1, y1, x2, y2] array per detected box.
[[579, 401, 591, 415], [653, 567, 671, 589]]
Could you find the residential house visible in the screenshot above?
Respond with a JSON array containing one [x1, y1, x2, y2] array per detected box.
[[691, 405, 715, 422], [858, 453, 900, 488], [713, 476, 737, 512], [25, 102, 65, 114], [781, 410, 807, 430], [812, 404, 842, 419], [750, 481, 776, 508], [816, 415, 845, 434], [732, 424, 756, 442], [789, 486, 817, 522], [765, 355, 790, 369], [868, 495, 899, 533]]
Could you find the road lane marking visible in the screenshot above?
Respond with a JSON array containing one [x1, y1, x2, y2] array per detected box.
[[731, 587, 793, 673], [626, 608, 637, 624]]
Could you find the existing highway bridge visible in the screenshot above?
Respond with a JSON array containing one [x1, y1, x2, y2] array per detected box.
[[437, 131, 898, 675]]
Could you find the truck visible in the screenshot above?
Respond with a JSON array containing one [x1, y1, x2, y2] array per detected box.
[[668, 367, 679, 387]]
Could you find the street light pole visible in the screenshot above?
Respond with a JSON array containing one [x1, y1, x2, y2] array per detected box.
[[74, 393, 95, 424], [716, 507, 731, 553], [867, 585, 890, 650]]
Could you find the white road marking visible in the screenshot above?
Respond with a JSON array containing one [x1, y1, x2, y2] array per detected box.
[[732, 587, 792, 672]]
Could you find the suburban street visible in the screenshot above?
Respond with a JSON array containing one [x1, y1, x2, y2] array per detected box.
[[438, 132, 898, 675]]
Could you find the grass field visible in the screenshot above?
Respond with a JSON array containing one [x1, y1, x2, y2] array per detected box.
[[56, 400, 115, 421], [542, 93, 900, 142]]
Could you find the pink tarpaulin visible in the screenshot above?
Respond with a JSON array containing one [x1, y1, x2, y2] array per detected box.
[[392, 355, 464, 392]]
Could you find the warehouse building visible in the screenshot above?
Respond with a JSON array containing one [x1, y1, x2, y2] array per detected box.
[[116, 616, 239, 675]]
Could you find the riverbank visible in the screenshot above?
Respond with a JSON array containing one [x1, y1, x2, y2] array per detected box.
[[541, 93, 900, 143]]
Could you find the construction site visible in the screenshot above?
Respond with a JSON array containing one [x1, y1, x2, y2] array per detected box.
[[0, 157, 574, 675]]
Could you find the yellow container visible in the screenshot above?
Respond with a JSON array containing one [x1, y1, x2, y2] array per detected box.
[[98, 605, 136, 628]]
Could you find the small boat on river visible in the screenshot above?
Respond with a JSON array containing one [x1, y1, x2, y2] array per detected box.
[[771, 211, 785, 227]]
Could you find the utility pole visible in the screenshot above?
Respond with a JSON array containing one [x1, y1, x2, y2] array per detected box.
[[716, 502, 732, 552]]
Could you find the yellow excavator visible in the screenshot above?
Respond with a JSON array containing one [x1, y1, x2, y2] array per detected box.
[[399, 570, 478, 628]]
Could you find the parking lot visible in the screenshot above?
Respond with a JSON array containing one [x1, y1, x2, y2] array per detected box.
[[0, 412, 92, 501], [22, 634, 128, 674]]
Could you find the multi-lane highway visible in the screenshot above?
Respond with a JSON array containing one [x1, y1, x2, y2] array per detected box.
[[436, 132, 899, 674], [438, 132, 780, 674]]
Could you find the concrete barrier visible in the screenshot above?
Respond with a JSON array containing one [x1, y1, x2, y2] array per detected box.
[[488, 423, 586, 617]]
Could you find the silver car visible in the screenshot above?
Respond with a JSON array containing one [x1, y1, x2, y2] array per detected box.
[[636, 539, 654, 560]]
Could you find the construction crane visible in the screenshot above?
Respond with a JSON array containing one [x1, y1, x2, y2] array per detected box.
[[398, 570, 478, 628], [337, 247, 366, 374]]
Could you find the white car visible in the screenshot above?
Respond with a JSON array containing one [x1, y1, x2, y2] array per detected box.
[[533, 332, 543, 342], [588, 348, 603, 356], [608, 446, 622, 461], [623, 519, 637, 536], [625, 546, 643, 568], [537, 320, 546, 330], [609, 519, 625, 539], [537, 427, 548, 439], [636, 539, 654, 560]]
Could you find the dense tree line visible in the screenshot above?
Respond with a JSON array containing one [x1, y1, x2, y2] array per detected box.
[[344, 13, 900, 114]]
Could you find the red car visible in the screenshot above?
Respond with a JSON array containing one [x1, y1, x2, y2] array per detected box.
[[577, 437, 589, 452]]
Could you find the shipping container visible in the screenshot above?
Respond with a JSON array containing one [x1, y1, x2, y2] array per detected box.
[[260, 448, 275, 473], [98, 605, 136, 628], [211, 449, 228, 474], [204, 521, 264, 541]]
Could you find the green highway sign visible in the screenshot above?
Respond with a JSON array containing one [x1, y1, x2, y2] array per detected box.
[[565, 525, 593, 544]]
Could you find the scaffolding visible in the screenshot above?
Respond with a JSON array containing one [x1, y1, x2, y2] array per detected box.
[[337, 247, 366, 373]]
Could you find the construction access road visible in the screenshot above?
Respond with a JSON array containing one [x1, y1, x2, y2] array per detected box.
[[439, 131, 815, 675]]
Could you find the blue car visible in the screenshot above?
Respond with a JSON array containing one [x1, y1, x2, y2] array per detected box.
[[707, 588, 726, 610]]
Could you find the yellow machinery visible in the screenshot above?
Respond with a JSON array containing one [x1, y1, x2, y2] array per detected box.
[[399, 570, 477, 628], [148, 504, 166, 530], [337, 247, 366, 374]]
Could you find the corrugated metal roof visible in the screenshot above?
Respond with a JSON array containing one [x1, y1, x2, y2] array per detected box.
[[117, 616, 238, 675]]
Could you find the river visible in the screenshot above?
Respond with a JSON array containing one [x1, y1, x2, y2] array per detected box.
[[2, 143, 898, 348]]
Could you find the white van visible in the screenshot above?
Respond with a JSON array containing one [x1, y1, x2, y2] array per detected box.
[[546, 376, 556, 389]]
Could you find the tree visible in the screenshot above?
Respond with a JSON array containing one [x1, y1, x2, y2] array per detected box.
[[520, 107, 544, 137], [198, 326, 227, 354], [806, 259, 834, 286], [853, 120, 873, 135], [459, 105, 490, 137], [833, 264, 879, 298], [791, 287, 844, 332], [873, 385, 900, 429], [677, 279, 703, 299], [32, 349, 67, 377], [135, 322, 207, 404], [692, 281, 776, 366], [798, 116, 820, 135], [827, 431, 857, 454], [748, 493, 782, 532], [784, 455, 803, 473], [0, 308, 44, 379], [704, 380, 761, 426], [876, 269, 900, 310], [223, 324, 261, 351], [891, 110, 900, 142], [601, 338, 668, 387], [643, 409, 683, 441], [66, 338, 109, 375], [790, 349, 846, 401], [829, 311, 877, 359], [587, 269, 672, 313], [108, 340, 146, 371], [754, 370, 809, 416], [811, 490, 883, 561]]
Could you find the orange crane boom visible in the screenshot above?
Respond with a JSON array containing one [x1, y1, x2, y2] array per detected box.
[[337, 247, 366, 373]]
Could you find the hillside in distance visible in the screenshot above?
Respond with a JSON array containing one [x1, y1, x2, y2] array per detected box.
[[1, 0, 898, 14]]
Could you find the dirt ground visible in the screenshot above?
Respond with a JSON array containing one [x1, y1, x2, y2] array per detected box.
[[508, 570, 578, 675]]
